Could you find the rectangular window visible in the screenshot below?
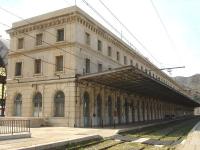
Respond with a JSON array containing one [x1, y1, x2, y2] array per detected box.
[[55, 56, 63, 71], [124, 56, 127, 65], [135, 63, 138, 68], [34, 59, 41, 74], [130, 60, 133, 65], [57, 28, 64, 42], [85, 32, 90, 45], [18, 38, 24, 49], [36, 33, 43, 46], [98, 40, 102, 51], [117, 51, 120, 61], [15, 62, 22, 76], [141, 66, 143, 71], [98, 63, 102, 72], [108, 46, 112, 56], [149, 71, 151, 76], [85, 58, 90, 73]]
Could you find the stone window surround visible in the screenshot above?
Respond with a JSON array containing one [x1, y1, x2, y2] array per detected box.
[[56, 28, 65, 42], [107, 46, 112, 57], [14, 60, 23, 77], [85, 32, 91, 45], [35, 33, 43, 46], [34, 59, 42, 75], [97, 39, 102, 51], [55, 55, 64, 72], [17, 37, 24, 49]]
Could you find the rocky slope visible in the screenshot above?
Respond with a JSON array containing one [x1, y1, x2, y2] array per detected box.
[[174, 74, 200, 114], [174, 74, 200, 91]]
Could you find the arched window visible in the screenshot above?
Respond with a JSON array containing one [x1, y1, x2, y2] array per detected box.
[[83, 92, 90, 127], [108, 96, 112, 126], [125, 98, 129, 123], [117, 97, 121, 124], [96, 94, 102, 126], [54, 91, 65, 117], [14, 94, 22, 116], [33, 92, 42, 117]]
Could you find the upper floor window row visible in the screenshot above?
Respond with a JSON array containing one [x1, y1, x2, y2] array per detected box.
[[14, 55, 64, 77], [17, 29, 65, 49]]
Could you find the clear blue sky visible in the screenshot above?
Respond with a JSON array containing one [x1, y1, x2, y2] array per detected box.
[[0, 0, 199, 77]]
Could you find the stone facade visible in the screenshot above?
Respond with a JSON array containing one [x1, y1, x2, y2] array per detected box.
[[6, 6, 194, 127]]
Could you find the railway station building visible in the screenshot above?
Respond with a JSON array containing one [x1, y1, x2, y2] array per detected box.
[[5, 6, 200, 127]]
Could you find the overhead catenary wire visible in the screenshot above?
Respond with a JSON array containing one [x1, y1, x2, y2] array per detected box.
[[0, 9, 163, 84], [150, 0, 175, 48], [0, 3, 176, 79], [0, 21, 183, 91], [0, 2, 161, 70], [0, 6, 59, 40], [98, 0, 162, 66], [80, 0, 127, 42], [149, 0, 183, 66], [78, 0, 180, 78]]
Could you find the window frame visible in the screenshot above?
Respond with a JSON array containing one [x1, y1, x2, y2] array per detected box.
[[85, 58, 90, 74], [124, 56, 127, 65], [130, 60, 133, 65], [107, 46, 112, 57], [98, 63, 103, 72], [97, 40, 102, 51], [33, 92, 42, 117], [85, 32, 90, 45], [36, 33, 43, 46], [15, 61, 22, 77], [14, 93, 22, 116], [34, 59, 42, 75], [55, 55, 64, 72], [54, 91, 65, 117], [116, 51, 120, 61], [17, 38, 24, 49], [56, 28, 65, 42]]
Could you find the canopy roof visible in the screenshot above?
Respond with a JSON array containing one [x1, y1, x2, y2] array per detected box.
[[78, 66, 200, 107]]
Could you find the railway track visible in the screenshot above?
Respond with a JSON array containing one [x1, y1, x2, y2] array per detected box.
[[65, 117, 199, 150]]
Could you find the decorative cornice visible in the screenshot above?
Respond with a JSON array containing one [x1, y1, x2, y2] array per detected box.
[[7, 12, 77, 36]]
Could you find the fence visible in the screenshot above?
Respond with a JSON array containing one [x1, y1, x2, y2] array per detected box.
[[0, 120, 30, 135]]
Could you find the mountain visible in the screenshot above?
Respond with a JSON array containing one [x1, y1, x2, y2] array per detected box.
[[174, 74, 200, 90], [174, 74, 200, 114]]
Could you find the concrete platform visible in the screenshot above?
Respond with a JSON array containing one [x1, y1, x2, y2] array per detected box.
[[0, 119, 181, 150], [177, 121, 200, 150]]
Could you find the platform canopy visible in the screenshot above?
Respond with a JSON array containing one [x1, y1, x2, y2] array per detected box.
[[78, 66, 200, 107]]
